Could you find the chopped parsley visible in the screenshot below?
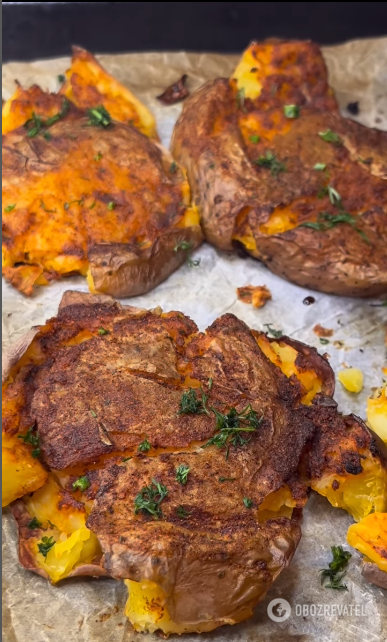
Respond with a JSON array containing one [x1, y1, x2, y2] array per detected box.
[[38, 536, 56, 558], [176, 505, 190, 519], [320, 546, 352, 590], [178, 388, 210, 416], [72, 476, 90, 492], [94, 152, 103, 161], [97, 327, 110, 336], [319, 129, 342, 145], [27, 517, 42, 530], [64, 199, 84, 210], [174, 240, 200, 267], [24, 99, 70, 138], [263, 323, 283, 339], [254, 151, 286, 176], [219, 476, 236, 482], [314, 163, 326, 171], [169, 161, 178, 174], [176, 464, 190, 485], [87, 105, 111, 127], [18, 426, 41, 458], [40, 200, 56, 213], [283, 104, 300, 119], [204, 404, 263, 459], [122, 456, 132, 462], [138, 438, 151, 453], [134, 479, 168, 520], [90, 409, 98, 418], [301, 211, 369, 244], [57, 74, 66, 83], [43, 131, 52, 141], [89, 201, 96, 209], [4, 204, 16, 213], [320, 338, 330, 345], [107, 201, 116, 210], [243, 497, 254, 508], [249, 134, 260, 144]]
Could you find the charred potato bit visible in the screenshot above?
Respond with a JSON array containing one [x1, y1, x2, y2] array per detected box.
[[3, 292, 387, 633], [172, 40, 387, 296]]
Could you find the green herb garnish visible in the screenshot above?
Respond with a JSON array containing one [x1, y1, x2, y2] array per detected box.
[[314, 163, 326, 171], [320, 338, 330, 345], [18, 426, 40, 458], [72, 476, 90, 492], [38, 536, 56, 558], [40, 200, 56, 213], [27, 517, 42, 530], [134, 479, 168, 520], [174, 240, 200, 267], [254, 151, 286, 176], [57, 74, 66, 83], [319, 129, 342, 145], [178, 388, 210, 416], [4, 204, 16, 213], [43, 131, 52, 141], [327, 185, 341, 205], [320, 546, 352, 590], [204, 404, 263, 459], [64, 199, 84, 210], [138, 438, 151, 453], [107, 201, 116, 210], [243, 497, 254, 508], [94, 152, 103, 161], [176, 505, 190, 519], [283, 104, 300, 119], [176, 464, 190, 485], [219, 476, 236, 482], [122, 456, 132, 462], [24, 99, 70, 138], [249, 134, 260, 144], [263, 323, 283, 339], [87, 105, 111, 127], [301, 211, 369, 244], [90, 409, 97, 418], [169, 161, 178, 174], [236, 87, 247, 112], [98, 327, 110, 336], [89, 201, 96, 209]]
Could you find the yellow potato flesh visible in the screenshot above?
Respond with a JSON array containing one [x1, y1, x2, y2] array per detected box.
[[311, 455, 387, 522], [367, 384, 387, 443], [25, 474, 100, 582], [2, 433, 48, 507], [347, 512, 387, 572], [338, 368, 364, 393]]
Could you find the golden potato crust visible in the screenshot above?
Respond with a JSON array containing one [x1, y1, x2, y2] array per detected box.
[[172, 41, 387, 297]]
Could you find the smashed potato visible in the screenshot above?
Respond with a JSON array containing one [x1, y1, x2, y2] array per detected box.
[[367, 383, 387, 442], [347, 512, 387, 572]]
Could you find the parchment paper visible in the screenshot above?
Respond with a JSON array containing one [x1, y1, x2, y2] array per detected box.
[[2, 38, 387, 642]]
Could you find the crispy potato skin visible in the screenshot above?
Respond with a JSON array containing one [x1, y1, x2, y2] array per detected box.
[[3, 114, 202, 297], [172, 41, 387, 297]]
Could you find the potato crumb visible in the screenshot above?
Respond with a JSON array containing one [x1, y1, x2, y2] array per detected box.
[[313, 324, 334, 338], [338, 367, 364, 393], [237, 285, 271, 308]]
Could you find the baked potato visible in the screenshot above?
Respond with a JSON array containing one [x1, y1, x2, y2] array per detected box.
[[172, 40, 387, 297], [2, 49, 202, 297], [347, 512, 387, 589], [367, 382, 387, 443], [3, 291, 387, 633]]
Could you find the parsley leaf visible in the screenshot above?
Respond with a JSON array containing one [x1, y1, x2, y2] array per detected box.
[[4, 204, 16, 213], [134, 479, 168, 520], [263, 323, 283, 339], [18, 426, 41, 458], [169, 161, 178, 174], [314, 163, 326, 171], [219, 476, 236, 482], [87, 105, 111, 127], [243, 497, 254, 508], [57, 74, 66, 83], [319, 130, 342, 145], [174, 241, 200, 268], [177, 505, 190, 519], [320, 338, 330, 345], [283, 104, 300, 119], [38, 536, 56, 558], [138, 438, 151, 453], [94, 152, 103, 161], [98, 327, 110, 336], [204, 404, 263, 459], [320, 546, 352, 590], [176, 464, 190, 485], [27, 517, 42, 530], [40, 200, 56, 213], [72, 476, 90, 492], [178, 388, 210, 415], [254, 151, 286, 176], [107, 201, 116, 210], [236, 87, 247, 112], [249, 134, 260, 144]]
